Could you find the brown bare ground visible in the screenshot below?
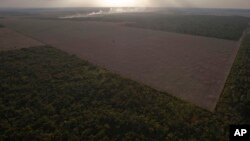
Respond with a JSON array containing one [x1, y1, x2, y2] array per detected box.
[[0, 18, 239, 111], [0, 28, 44, 51]]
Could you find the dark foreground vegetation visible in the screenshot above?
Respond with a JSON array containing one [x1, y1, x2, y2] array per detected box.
[[216, 34, 250, 123], [0, 34, 250, 140], [77, 14, 249, 40]]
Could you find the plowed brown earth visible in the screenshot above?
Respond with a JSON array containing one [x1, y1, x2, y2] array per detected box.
[[0, 28, 44, 51], [0, 18, 239, 111]]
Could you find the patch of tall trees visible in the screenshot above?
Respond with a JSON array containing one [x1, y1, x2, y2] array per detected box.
[[77, 14, 249, 40]]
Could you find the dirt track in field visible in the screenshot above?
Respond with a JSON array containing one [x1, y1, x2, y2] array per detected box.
[[0, 28, 44, 51], [0, 18, 239, 111]]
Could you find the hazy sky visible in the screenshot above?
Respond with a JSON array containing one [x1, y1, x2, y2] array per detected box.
[[0, 0, 250, 9]]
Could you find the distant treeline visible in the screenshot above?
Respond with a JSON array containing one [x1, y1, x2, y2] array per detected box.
[[0, 17, 4, 27], [76, 14, 250, 40], [0, 33, 250, 141]]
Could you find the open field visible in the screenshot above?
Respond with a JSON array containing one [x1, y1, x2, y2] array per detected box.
[[0, 18, 239, 110], [0, 28, 44, 51], [0, 32, 249, 140]]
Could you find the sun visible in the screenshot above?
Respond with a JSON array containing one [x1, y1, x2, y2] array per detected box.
[[103, 0, 135, 7]]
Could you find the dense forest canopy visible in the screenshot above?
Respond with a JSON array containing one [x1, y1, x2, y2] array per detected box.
[[0, 34, 250, 140], [74, 14, 250, 40]]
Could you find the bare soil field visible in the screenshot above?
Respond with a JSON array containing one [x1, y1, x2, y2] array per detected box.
[[0, 18, 239, 111], [0, 27, 44, 51]]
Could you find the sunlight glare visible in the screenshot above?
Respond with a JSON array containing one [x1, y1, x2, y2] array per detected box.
[[103, 0, 136, 7]]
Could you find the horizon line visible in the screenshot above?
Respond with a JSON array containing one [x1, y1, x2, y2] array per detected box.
[[0, 6, 249, 10]]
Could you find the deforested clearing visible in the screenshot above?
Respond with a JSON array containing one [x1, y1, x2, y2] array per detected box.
[[1, 18, 239, 111], [0, 28, 44, 51]]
